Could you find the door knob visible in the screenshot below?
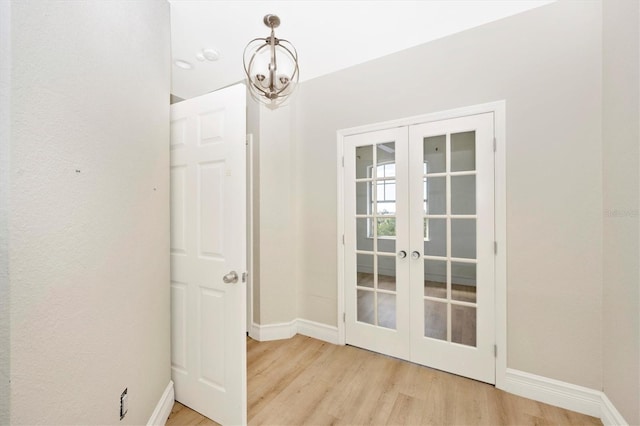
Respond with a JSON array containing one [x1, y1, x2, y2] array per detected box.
[[397, 250, 407, 259], [411, 251, 421, 260], [223, 271, 239, 284]]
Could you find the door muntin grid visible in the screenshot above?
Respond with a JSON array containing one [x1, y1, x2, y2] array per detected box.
[[355, 142, 398, 329], [345, 112, 496, 384], [422, 131, 478, 347]]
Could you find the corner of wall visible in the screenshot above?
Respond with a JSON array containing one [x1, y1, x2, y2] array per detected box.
[[601, 0, 640, 423], [249, 318, 339, 344], [502, 368, 631, 425], [246, 94, 261, 324], [289, 93, 303, 325], [254, 103, 298, 325], [146, 381, 174, 426]]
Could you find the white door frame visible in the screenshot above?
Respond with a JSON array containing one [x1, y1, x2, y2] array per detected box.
[[247, 133, 254, 332], [336, 100, 507, 389]]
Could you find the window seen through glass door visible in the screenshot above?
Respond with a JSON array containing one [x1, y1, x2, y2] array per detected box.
[[368, 162, 429, 239]]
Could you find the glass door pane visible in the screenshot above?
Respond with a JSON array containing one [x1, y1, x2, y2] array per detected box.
[[420, 131, 479, 347], [354, 141, 399, 330]]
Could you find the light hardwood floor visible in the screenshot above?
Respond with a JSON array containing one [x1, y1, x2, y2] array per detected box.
[[166, 335, 602, 426]]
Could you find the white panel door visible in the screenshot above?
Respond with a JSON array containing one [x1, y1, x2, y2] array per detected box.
[[170, 84, 247, 425], [344, 113, 495, 383]]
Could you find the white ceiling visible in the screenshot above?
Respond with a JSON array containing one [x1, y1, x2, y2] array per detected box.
[[169, 0, 554, 100]]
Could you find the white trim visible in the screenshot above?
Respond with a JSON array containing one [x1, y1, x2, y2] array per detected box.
[[492, 101, 508, 389], [503, 368, 632, 425], [503, 369, 602, 417], [147, 380, 174, 426], [296, 319, 340, 344], [250, 320, 297, 341], [601, 393, 629, 426], [250, 319, 339, 344], [336, 101, 508, 382], [338, 101, 508, 137], [246, 133, 254, 334], [503, 369, 630, 425], [248, 322, 261, 341], [337, 132, 346, 345]]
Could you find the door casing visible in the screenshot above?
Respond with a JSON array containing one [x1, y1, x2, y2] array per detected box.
[[336, 101, 507, 389]]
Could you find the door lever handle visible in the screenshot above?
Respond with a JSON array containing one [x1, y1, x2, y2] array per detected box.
[[223, 271, 239, 284]]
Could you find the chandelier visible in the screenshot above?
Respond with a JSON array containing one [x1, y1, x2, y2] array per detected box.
[[243, 14, 299, 105]]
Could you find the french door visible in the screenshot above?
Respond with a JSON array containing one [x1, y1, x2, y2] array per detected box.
[[344, 113, 495, 383]]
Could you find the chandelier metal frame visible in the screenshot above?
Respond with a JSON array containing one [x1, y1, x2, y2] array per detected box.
[[243, 14, 299, 104]]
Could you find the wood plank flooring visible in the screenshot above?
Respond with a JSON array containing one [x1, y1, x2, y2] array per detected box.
[[167, 402, 218, 426], [166, 335, 602, 426]]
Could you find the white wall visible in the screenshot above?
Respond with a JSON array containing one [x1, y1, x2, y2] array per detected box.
[[0, 1, 11, 423], [7, 1, 171, 424], [292, 1, 603, 390], [250, 102, 298, 324], [602, 0, 640, 424], [247, 94, 262, 323]]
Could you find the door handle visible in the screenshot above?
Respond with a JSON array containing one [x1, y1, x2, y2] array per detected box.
[[411, 251, 421, 260], [223, 271, 239, 284], [397, 250, 407, 259]]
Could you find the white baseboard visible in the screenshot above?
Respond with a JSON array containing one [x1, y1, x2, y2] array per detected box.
[[296, 319, 340, 344], [250, 320, 297, 341], [248, 322, 261, 341], [503, 368, 602, 417], [147, 380, 174, 426], [250, 318, 339, 345], [600, 392, 628, 426], [502, 369, 628, 425]]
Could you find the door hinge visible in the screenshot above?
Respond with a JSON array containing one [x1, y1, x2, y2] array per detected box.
[[343, 312, 346, 323], [342, 234, 345, 245], [493, 137, 497, 152], [494, 344, 497, 358], [494, 241, 497, 254], [341, 156, 344, 167]]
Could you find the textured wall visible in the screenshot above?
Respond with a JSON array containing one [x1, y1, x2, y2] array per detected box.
[[8, 1, 170, 424], [0, 1, 11, 423], [602, 0, 640, 424], [293, 1, 603, 389]]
